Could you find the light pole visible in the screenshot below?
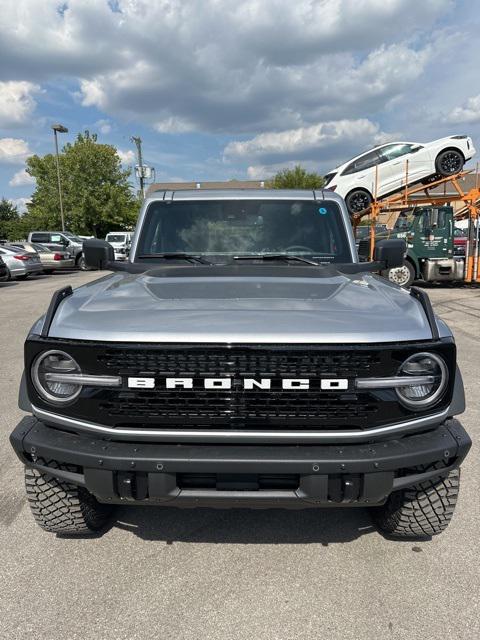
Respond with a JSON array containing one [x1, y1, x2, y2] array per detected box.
[[51, 123, 68, 232]]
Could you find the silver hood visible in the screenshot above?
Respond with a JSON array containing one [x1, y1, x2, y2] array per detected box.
[[44, 270, 445, 343]]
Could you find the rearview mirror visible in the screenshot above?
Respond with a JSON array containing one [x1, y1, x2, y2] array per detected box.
[[84, 239, 114, 270], [373, 239, 406, 269]]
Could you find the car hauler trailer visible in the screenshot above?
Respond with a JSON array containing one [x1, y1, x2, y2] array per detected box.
[[351, 165, 480, 286]]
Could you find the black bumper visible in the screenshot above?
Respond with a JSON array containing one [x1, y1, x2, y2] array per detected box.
[[10, 417, 471, 509]]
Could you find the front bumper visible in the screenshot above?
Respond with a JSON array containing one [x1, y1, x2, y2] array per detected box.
[[10, 417, 471, 509]]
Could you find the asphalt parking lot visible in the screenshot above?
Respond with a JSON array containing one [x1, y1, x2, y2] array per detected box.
[[0, 272, 479, 640]]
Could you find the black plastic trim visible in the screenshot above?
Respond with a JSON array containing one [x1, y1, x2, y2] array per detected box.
[[410, 286, 439, 340], [10, 416, 471, 508], [41, 286, 73, 337]]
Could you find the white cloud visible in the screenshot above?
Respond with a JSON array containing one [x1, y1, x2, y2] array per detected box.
[[446, 95, 480, 124], [225, 119, 394, 164], [0, 81, 40, 127], [9, 168, 36, 187], [0, 0, 452, 134], [154, 117, 196, 134], [117, 149, 135, 165], [9, 197, 31, 214], [9, 168, 35, 187], [79, 78, 107, 109], [95, 119, 112, 134], [0, 138, 32, 164]]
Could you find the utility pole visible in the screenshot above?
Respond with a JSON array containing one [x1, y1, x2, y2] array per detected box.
[[51, 123, 69, 231], [131, 136, 145, 198]]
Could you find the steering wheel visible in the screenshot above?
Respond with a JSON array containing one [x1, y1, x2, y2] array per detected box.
[[285, 245, 315, 254]]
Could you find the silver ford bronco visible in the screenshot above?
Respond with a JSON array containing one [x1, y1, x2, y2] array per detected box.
[[10, 190, 471, 538]]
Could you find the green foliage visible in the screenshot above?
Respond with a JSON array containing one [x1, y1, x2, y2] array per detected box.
[[24, 131, 140, 238], [266, 165, 325, 190], [0, 198, 25, 240]]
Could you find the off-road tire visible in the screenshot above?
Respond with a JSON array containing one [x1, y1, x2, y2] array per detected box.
[[25, 462, 112, 535], [373, 462, 460, 539]]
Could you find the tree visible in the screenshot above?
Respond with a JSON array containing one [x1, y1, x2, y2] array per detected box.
[[266, 165, 325, 190], [25, 131, 140, 238], [0, 198, 22, 240]]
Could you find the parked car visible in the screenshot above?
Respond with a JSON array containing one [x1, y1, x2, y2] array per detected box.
[[105, 231, 134, 261], [453, 227, 468, 256], [27, 231, 86, 270], [0, 255, 8, 282], [324, 135, 476, 215], [10, 242, 75, 273], [0, 244, 43, 280]]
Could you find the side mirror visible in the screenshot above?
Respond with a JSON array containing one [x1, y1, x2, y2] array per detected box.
[[373, 238, 405, 269], [84, 239, 114, 270]]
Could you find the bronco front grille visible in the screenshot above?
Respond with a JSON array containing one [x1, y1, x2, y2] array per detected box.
[[26, 340, 456, 432]]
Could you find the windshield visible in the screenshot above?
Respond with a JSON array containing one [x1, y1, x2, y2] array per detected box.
[[136, 199, 351, 263], [106, 234, 127, 243]]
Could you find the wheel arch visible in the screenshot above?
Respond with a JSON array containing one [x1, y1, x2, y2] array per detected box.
[[435, 146, 466, 163], [405, 252, 420, 278], [345, 186, 373, 200]]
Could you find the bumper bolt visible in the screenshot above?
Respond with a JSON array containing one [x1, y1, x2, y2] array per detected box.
[[156, 463, 164, 471], [340, 463, 346, 470], [312, 464, 320, 472], [374, 462, 379, 468], [98, 459, 103, 465], [130, 461, 136, 468], [444, 450, 450, 458]]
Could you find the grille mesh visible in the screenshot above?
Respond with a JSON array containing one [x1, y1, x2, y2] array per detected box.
[[96, 346, 385, 429]]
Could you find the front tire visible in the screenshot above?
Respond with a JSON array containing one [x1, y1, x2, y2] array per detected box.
[[374, 463, 460, 539], [435, 149, 464, 176], [25, 463, 112, 535], [383, 260, 415, 287], [345, 189, 373, 215]]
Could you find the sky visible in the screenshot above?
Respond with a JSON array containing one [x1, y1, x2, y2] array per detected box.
[[1, 0, 480, 211]]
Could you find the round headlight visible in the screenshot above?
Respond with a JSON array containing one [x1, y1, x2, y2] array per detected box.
[[396, 352, 448, 409], [32, 350, 82, 404]]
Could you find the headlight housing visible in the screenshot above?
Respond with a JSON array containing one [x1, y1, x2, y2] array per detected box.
[[32, 350, 82, 404], [396, 352, 448, 409]]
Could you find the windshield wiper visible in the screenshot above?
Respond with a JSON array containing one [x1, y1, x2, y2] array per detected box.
[[137, 253, 213, 265], [233, 254, 319, 266]]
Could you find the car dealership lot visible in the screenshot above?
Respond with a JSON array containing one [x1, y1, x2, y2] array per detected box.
[[0, 272, 479, 640]]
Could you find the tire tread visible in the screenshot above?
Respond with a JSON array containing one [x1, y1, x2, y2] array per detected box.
[[374, 461, 460, 539], [25, 461, 111, 535]]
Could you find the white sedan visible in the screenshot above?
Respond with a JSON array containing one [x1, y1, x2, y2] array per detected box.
[[324, 135, 476, 214]]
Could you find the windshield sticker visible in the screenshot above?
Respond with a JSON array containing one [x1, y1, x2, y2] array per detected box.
[[318, 207, 327, 215]]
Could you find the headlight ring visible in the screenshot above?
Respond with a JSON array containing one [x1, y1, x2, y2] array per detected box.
[[396, 352, 448, 409], [32, 350, 82, 404]]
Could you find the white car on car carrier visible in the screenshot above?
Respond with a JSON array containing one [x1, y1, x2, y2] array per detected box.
[[324, 135, 476, 215]]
